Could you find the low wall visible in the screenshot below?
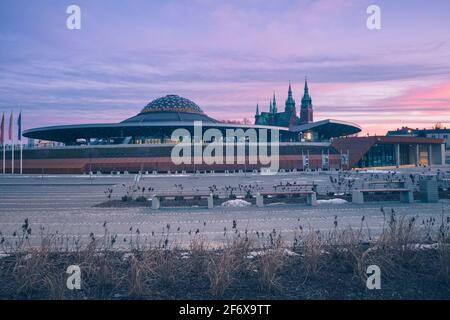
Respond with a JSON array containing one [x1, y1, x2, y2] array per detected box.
[[1, 144, 341, 174]]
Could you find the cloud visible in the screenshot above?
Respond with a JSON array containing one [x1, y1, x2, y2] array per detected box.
[[0, 0, 449, 134]]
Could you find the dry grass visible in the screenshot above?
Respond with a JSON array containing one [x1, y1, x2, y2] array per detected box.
[[437, 210, 450, 284], [377, 211, 419, 250], [437, 242, 450, 284], [303, 229, 324, 276], [127, 251, 157, 298], [207, 236, 255, 297], [1, 212, 450, 299], [259, 247, 285, 291], [207, 249, 237, 297], [188, 236, 209, 274]]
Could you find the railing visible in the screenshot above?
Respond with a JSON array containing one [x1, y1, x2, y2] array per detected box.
[[1, 144, 36, 151], [1, 141, 333, 151]]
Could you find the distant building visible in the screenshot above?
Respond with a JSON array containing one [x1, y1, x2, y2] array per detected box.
[[388, 127, 450, 149], [3, 85, 441, 174], [254, 79, 313, 128]]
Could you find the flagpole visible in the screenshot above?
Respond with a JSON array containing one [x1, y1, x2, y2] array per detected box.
[[11, 112, 14, 174], [19, 111, 22, 174], [2, 142, 4, 174], [20, 142, 23, 174], [1, 113, 4, 174]]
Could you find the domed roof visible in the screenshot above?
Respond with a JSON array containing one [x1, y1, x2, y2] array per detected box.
[[122, 94, 218, 123], [140, 94, 204, 114]]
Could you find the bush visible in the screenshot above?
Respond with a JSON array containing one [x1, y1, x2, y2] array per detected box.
[[135, 196, 148, 202], [121, 195, 133, 202]]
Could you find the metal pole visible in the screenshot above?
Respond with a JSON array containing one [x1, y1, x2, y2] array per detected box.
[[19, 110, 22, 174], [2, 143, 4, 174], [20, 142, 23, 174], [11, 116, 14, 174]]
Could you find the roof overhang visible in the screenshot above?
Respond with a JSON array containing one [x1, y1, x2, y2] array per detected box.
[[289, 119, 362, 139], [23, 122, 291, 143]]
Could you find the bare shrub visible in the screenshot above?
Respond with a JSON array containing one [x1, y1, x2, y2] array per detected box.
[[86, 255, 118, 298], [303, 230, 323, 276], [334, 227, 380, 284], [12, 248, 51, 298], [188, 236, 209, 274], [342, 226, 364, 261], [228, 235, 255, 274], [127, 251, 156, 298], [437, 211, 450, 283], [153, 250, 178, 289], [436, 242, 450, 284], [259, 247, 285, 291], [207, 249, 237, 297], [42, 272, 67, 300], [378, 212, 418, 250]]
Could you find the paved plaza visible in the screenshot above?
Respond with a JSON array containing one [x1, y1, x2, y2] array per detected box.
[[0, 168, 449, 249]]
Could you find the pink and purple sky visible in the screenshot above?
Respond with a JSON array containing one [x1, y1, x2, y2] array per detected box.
[[0, 0, 449, 135]]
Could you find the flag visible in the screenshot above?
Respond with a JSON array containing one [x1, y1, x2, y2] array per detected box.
[[0, 113, 4, 145], [17, 112, 22, 141], [8, 112, 13, 140]]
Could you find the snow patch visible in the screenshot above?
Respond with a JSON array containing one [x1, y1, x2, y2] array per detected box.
[[283, 249, 300, 257], [221, 199, 252, 207], [317, 198, 348, 205], [122, 252, 134, 261], [267, 202, 286, 206], [412, 243, 439, 250], [247, 249, 300, 259], [246, 251, 265, 259]]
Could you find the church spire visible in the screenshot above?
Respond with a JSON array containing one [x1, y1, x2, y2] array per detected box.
[[304, 76, 309, 94], [255, 102, 259, 116], [301, 77, 311, 106], [300, 76, 313, 124], [272, 92, 277, 114], [269, 99, 273, 113], [285, 81, 295, 112]]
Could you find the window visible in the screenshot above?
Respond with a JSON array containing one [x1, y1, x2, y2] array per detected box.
[[358, 144, 395, 167]]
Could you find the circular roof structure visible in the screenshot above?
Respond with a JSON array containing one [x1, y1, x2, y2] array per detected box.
[[122, 94, 218, 123], [141, 94, 204, 114]]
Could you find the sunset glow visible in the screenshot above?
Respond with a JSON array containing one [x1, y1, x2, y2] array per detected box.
[[0, 0, 449, 135]]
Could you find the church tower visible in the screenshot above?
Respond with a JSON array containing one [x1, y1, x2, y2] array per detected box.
[[300, 78, 313, 124], [285, 82, 296, 112]]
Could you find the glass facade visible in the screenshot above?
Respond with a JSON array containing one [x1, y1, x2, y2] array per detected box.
[[399, 144, 411, 165], [358, 144, 395, 167], [133, 137, 182, 144], [358, 143, 422, 168]]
